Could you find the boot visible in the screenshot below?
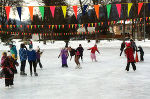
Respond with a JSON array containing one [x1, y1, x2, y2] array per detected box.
[[34, 72, 38, 76]]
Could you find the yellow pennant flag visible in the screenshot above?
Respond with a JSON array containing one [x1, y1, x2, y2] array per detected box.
[[128, 3, 133, 17], [61, 6, 67, 18], [52, 25, 54, 29], [31, 25, 33, 29], [72, 24, 74, 28]]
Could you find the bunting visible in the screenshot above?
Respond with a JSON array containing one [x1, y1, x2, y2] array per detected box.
[[28, 6, 33, 21], [116, 4, 121, 18], [128, 3, 133, 17], [73, 6, 78, 19], [5, 6, 11, 21], [138, 3, 143, 15], [50, 6, 55, 18], [106, 4, 111, 18], [17, 7, 22, 21], [61, 6, 67, 18], [39, 7, 44, 20], [94, 5, 99, 19]]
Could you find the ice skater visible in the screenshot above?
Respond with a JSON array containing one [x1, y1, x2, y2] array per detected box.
[[76, 44, 84, 62], [88, 44, 100, 62], [137, 46, 144, 61], [68, 47, 76, 61], [120, 41, 126, 56], [36, 46, 43, 69], [19, 43, 28, 75], [1, 52, 19, 88], [75, 50, 82, 69], [27, 46, 38, 76], [124, 43, 136, 71], [58, 47, 69, 68]]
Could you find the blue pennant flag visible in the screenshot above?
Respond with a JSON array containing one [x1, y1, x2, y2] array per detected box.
[[148, 3, 150, 11], [83, 5, 88, 15], [17, 7, 22, 21]]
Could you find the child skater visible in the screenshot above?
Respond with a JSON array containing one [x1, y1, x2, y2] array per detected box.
[[124, 43, 136, 71], [137, 46, 144, 61], [76, 44, 84, 62], [58, 47, 69, 68], [1, 52, 18, 88], [36, 46, 43, 69], [75, 50, 82, 69], [88, 44, 100, 62]]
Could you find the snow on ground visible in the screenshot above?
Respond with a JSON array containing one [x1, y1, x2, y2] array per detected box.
[[0, 40, 150, 99]]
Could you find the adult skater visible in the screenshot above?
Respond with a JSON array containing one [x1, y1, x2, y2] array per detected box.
[[27, 46, 38, 76], [76, 44, 84, 61], [68, 47, 76, 61], [75, 50, 82, 69], [9, 44, 18, 74], [19, 43, 28, 75], [88, 44, 100, 62], [58, 47, 69, 68], [1, 52, 18, 88], [120, 41, 126, 56], [124, 43, 136, 71], [36, 46, 43, 69], [137, 46, 144, 61]]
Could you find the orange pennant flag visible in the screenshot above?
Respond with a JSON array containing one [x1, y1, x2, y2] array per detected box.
[[94, 5, 100, 19], [28, 6, 33, 21], [73, 6, 78, 19]]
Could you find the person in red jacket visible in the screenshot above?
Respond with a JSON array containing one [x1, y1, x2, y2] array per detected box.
[[88, 44, 100, 62], [124, 43, 136, 71]]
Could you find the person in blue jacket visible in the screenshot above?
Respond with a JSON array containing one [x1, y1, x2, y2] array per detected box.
[[19, 43, 28, 76], [27, 45, 38, 76]]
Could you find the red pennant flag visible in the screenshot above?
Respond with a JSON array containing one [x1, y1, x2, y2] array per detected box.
[[138, 3, 143, 15], [50, 6, 55, 18], [75, 24, 77, 28], [73, 6, 78, 19], [49, 25, 51, 29], [55, 25, 57, 29], [95, 23, 97, 27], [108, 21, 110, 25], [20, 25, 22, 28], [5, 6, 11, 21], [88, 23, 90, 27], [94, 5, 100, 19], [13, 25, 16, 28], [116, 4, 121, 18], [34, 25, 36, 28], [62, 25, 64, 28], [69, 24, 70, 28], [7, 25, 9, 28], [27, 25, 29, 29], [140, 18, 142, 21], [0, 25, 1, 28], [146, 17, 148, 21]]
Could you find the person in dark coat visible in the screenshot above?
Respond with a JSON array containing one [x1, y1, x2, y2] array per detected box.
[[19, 43, 28, 75], [1, 52, 18, 88], [68, 47, 76, 61], [27, 46, 38, 76], [58, 47, 69, 68], [76, 44, 84, 61], [130, 39, 137, 54], [137, 46, 144, 61], [36, 47, 43, 69], [124, 43, 136, 71], [120, 41, 126, 56]]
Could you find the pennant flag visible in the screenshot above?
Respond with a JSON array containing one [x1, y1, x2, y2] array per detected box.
[[106, 4, 111, 18], [83, 5, 88, 15], [61, 6, 67, 18], [27, 25, 29, 29], [52, 25, 54, 29], [31, 25, 33, 29], [49, 25, 51, 29], [72, 24, 74, 28], [128, 3, 133, 17], [55, 25, 57, 29], [138, 3, 143, 15], [148, 3, 150, 11], [98, 23, 100, 26], [73, 6, 78, 19], [50, 6, 55, 18], [0, 25, 2, 28], [28, 6, 33, 21], [5, 6, 11, 21], [17, 7, 22, 21], [94, 5, 100, 19], [39, 7, 44, 20], [75, 24, 77, 28], [116, 4, 121, 18], [34, 25, 36, 28]]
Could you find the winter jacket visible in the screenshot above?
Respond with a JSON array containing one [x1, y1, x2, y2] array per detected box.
[[19, 48, 27, 61], [125, 47, 135, 63], [27, 49, 37, 61], [76, 47, 84, 56], [36, 51, 41, 59], [137, 47, 144, 55], [120, 42, 125, 51], [1, 56, 6, 65], [10, 45, 18, 60], [130, 41, 137, 52], [69, 48, 76, 56], [90, 47, 98, 54]]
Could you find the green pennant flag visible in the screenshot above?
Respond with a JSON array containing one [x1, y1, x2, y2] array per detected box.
[[38, 25, 40, 28], [98, 23, 101, 26], [17, 25, 19, 28], [39, 7, 44, 20], [106, 4, 111, 18], [59, 25, 61, 29], [78, 24, 80, 28]]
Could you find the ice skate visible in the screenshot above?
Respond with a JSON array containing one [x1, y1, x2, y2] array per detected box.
[[34, 72, 38, 76]]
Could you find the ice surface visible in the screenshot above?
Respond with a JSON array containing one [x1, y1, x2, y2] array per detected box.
[[0, 40, 150, 99]]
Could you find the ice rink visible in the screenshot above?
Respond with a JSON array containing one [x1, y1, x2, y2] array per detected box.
[[0, 40, 150, 99]]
